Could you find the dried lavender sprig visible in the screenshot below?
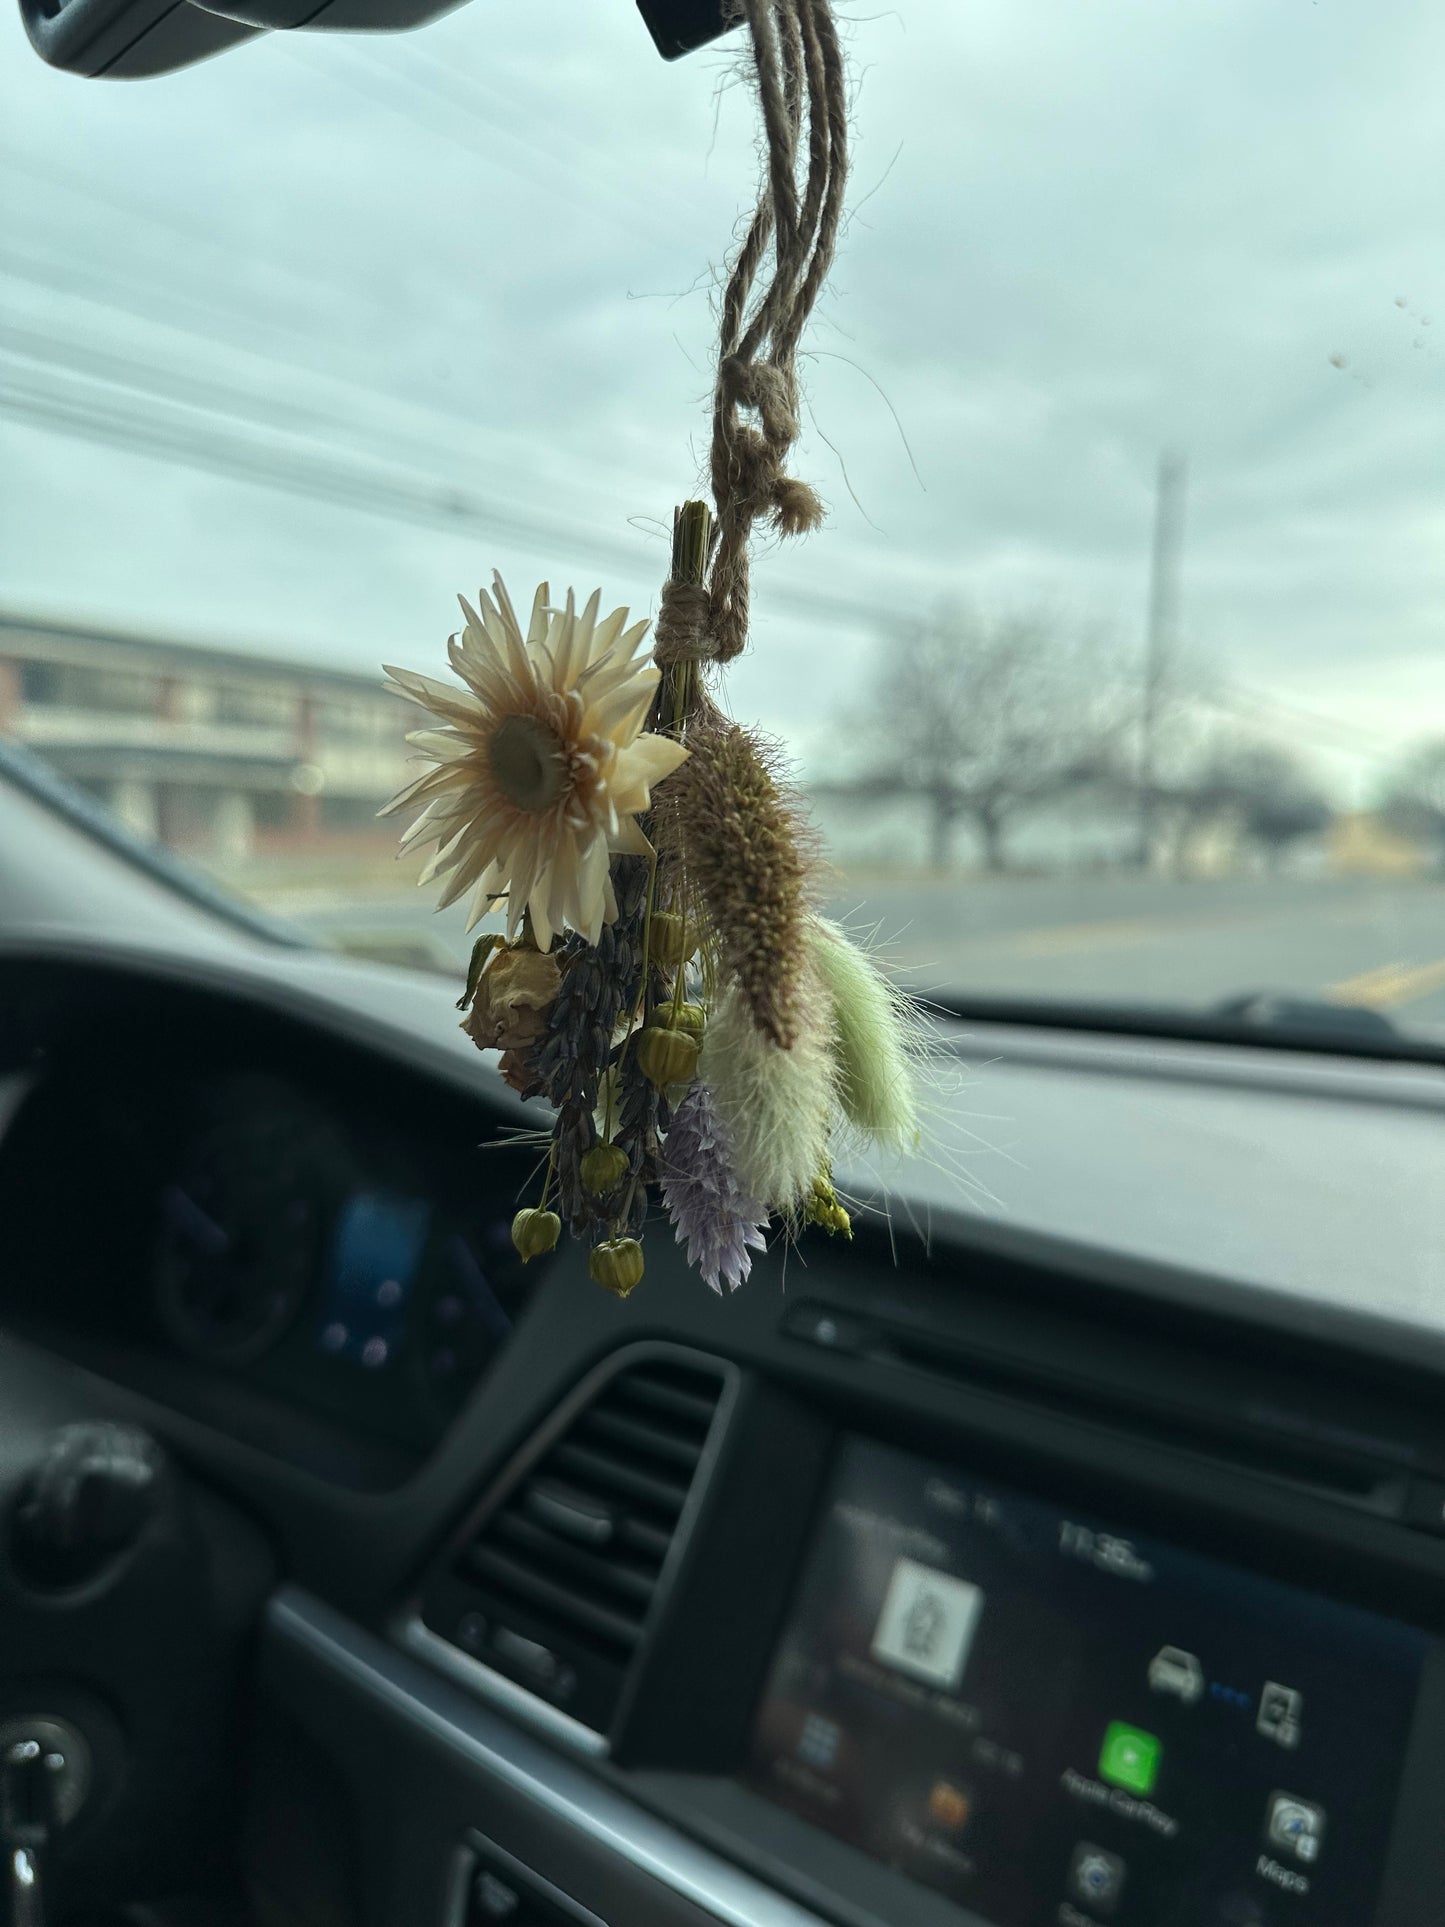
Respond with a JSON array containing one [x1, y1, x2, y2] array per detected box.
[[530, 856, 650, 1238]]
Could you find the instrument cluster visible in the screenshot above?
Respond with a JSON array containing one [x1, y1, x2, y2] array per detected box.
[[1, 1056, 541, 1456]]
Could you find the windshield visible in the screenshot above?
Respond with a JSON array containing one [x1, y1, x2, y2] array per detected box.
[[2, 3, 1441, 1042]]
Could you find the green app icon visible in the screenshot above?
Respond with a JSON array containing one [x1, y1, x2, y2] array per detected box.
[[1099, 1721, 1161, 1796]]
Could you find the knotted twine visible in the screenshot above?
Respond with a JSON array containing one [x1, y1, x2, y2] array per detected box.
[[653, 0, 849, 675]]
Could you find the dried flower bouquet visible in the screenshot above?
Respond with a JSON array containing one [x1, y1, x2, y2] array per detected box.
[[381, 0, 923, 1297]]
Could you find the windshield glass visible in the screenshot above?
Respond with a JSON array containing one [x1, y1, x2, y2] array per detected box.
[[2, 3, 1441, 1041]]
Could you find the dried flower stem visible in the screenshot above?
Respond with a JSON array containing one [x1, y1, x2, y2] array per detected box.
[[654, 500, 712, 739]]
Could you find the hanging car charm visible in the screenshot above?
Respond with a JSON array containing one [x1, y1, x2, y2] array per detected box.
[[384, 0, 922, 1297]]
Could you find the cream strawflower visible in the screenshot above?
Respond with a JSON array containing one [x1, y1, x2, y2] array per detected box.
[[381, 575, 687, 949]]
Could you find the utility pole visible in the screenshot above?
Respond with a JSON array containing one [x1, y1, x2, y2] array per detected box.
[[1136, 449, 1188, 869]]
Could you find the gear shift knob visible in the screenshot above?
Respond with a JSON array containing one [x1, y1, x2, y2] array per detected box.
[[10, 1423, 166, 1589]]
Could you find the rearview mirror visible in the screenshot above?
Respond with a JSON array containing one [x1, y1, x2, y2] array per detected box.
[[20, 0, 727, 79]]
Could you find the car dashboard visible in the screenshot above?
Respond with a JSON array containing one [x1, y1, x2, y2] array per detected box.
[[1, 940, 1443, 1927], [1, 1020, 539, 1481]]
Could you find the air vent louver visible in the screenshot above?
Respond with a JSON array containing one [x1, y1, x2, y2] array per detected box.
[[421, 1352, 725, 1735]]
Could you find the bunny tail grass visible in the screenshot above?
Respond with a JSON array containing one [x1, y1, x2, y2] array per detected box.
[[698, 964, 837, 1215], [807, 916, 920, 1152]]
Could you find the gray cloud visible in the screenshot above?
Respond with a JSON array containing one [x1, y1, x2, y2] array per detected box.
[[1, 0, 1441, 788]]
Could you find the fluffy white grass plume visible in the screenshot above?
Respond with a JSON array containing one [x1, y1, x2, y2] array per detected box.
[[697, 964, 838, 1216], [806, 916, 920, 1152]]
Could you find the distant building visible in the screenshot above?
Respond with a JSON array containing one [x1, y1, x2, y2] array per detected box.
[[0, 610, 410, 864]]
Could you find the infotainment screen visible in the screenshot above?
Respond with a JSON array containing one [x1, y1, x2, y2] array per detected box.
[[746, 1437, 1428, 1927]]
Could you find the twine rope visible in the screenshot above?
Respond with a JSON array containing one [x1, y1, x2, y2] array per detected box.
[[654, 0, 848, 671]]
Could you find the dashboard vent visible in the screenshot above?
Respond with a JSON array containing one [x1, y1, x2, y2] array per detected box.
[[422, 1351, 726, 1736]]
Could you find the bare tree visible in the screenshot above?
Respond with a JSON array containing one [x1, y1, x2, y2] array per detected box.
[[1381, 738, 1445, 872], [841, 605, 1124, 873], [1174, 739, 1333, 873]]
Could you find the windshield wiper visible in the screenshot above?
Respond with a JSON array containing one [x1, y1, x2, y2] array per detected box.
[[1212, 993, 1401, 1041], [922, 990, 1444, 1069]]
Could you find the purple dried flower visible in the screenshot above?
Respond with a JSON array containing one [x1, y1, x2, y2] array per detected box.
[[661, 1082, 769, 1294], [532, 856, 649, 1239]]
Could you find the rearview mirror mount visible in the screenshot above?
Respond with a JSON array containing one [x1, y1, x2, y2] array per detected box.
[[20, 0, 728, 79]]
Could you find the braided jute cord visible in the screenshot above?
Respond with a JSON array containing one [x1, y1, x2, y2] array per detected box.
[[653, 0, 849, 672]]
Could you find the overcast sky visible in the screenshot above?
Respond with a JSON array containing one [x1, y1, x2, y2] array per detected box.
[[1, 0, 1441, 796]]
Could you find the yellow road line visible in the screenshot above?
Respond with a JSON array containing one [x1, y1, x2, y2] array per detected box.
[[1327, 961, 1411, 1004], [1328, 957, 1445, 1009], [1372, 957, 1445, 1008]]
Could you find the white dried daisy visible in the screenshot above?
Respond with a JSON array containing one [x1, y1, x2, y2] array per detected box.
[[382, 574, 687, 948]]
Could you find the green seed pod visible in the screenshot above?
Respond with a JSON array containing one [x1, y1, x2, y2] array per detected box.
[[661, 1001, 706, 1039], [636, 1025, 700, 1090], [805, 1174, 853, 1240], [589, 1237, 645, 1299], [580, 1142, 629, 1195], [649, 911, 694, 971], [511, 1207, 561, 1263]]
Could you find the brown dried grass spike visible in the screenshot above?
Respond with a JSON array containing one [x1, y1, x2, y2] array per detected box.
[[657, 721, 817, 1049]]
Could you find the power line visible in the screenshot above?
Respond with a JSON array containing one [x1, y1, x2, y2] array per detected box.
[[0, 213, 900, 636], [392, 40, 706, 240], [0, 320, 380, 447], [1204, 682, 1395, 755], [0, 118, 713, 513], [1, 83, 693, 424], [0, 140, 394, 343], [0, 367, 647, 579], [0, 240, 333, 370], [0, 253, 632, 510], [296, 45, 678, 259], [0, 357, 898, 634], [3, 347, 1386, 739], [0, 303, 626, 529], [0, 316, 577, 503], [4, 261, 1394, 727]]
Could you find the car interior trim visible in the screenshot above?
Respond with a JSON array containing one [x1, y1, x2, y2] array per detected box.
[[268, 1584, 832, 1927], [401, 1338, 742, 1748], [397, 1617, 610, 1762]]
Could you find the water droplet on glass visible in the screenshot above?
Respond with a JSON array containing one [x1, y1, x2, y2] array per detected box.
[[375, 1277, 403, 1308], [361, 1337, 388, 1368], [321, 1322, 347, 1352]]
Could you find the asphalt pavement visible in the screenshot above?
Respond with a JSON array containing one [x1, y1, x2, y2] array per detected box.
[[282, 872, 1445, 1039]]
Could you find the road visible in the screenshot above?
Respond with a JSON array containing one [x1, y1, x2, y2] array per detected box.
[[282, 873, 1445, 1037]]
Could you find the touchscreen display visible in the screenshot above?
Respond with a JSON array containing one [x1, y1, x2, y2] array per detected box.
[[746, 1438, 1427, 1927]]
